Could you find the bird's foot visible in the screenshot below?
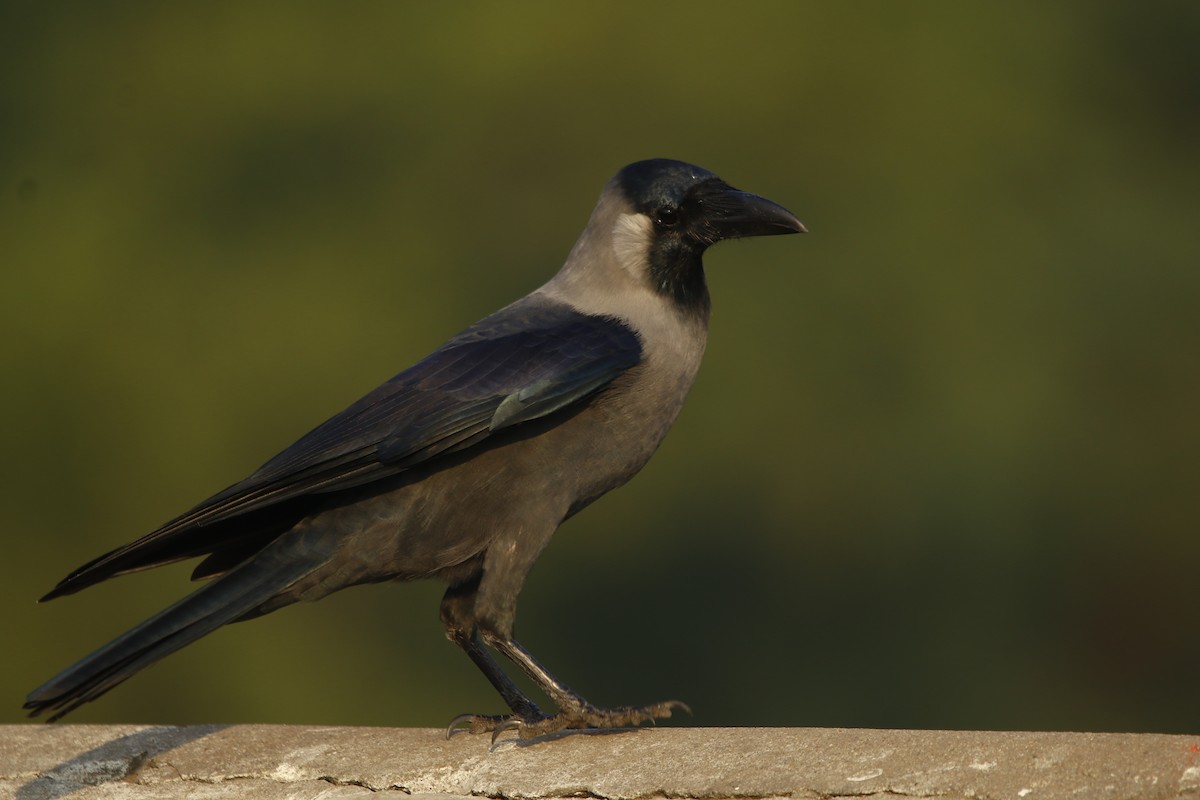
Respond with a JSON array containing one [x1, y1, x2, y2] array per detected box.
[[492, 699, 690, 741], [446, 711, 548, 739]]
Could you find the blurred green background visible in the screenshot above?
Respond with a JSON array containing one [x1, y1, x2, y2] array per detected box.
[[3, 3, 1198, 733]]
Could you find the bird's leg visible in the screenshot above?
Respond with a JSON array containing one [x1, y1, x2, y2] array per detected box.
[[446, 630, 549, 735], [482, 630, 689, 739], [454, 539, 688, 739], [440, 584, 546, 736]]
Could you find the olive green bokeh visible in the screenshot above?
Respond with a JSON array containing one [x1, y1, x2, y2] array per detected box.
[[3, 3, 1198, 731]]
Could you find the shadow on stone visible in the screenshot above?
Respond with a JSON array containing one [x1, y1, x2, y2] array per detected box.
[[18, 725, 226, 800], [489, 724, 647, 751]]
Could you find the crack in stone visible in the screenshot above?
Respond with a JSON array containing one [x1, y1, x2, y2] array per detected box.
[[318, 774, 412, 793], [811, 792, 949, 800]]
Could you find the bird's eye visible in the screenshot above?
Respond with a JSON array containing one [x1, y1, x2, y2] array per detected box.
[[653, 206, 679, 228]]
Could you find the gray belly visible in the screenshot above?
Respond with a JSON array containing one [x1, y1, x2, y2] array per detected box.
[[283, 366, 691, 599]]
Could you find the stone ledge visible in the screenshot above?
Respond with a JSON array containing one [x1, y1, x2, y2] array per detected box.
[[2, 724, 1198, 800]]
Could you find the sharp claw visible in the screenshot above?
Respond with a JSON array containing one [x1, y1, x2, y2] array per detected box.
[[446, 713, 478, 739], [666, 700, 693, 717], [490, 716, 522, 745], [446, 712, 521, 738]]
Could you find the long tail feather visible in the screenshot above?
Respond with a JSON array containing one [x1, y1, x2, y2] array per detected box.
[[25, 546, 324, 721]]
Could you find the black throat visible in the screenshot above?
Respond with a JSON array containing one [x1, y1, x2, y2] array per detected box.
[[647, 240, 711, 318]]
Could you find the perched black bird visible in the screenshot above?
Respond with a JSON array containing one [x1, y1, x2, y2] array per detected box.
[[26, 159, 804, 737]]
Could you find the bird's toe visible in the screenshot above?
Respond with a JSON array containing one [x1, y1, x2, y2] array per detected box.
[[446, 711, 550, 739], [486, 699, 690, 741]]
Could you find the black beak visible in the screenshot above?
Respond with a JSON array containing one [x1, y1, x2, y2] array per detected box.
[[699, 182, 806, 242]]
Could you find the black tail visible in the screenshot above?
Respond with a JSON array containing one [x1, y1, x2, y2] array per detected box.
[[25, 545, 325, 721]]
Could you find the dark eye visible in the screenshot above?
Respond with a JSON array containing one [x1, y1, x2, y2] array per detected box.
[[653, 205, 679, 228]]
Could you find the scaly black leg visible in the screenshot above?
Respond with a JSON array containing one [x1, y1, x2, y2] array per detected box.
[[482, 630, 690, 739], [440, 584, 546, 737], [443, 547, 689, 740]]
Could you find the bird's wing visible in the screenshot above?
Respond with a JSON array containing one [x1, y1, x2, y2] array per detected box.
[[225, 300, 641, 509], [44, 299, 641, 599]]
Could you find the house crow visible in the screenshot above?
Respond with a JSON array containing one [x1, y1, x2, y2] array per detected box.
[[25, 158, 804, 738]]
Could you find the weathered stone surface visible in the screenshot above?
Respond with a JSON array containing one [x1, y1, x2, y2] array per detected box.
[[2, 725, 1198, 800]]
